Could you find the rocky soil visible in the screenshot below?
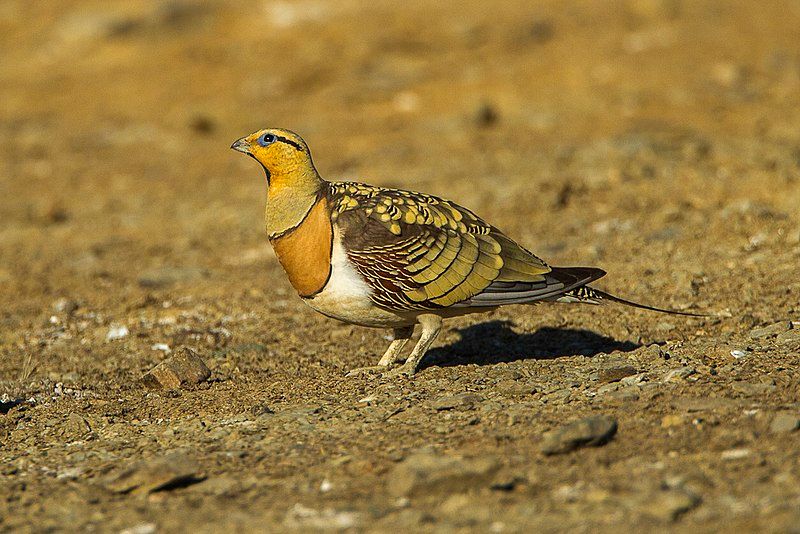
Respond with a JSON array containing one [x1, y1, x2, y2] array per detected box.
[[1, 0, 800, 531]]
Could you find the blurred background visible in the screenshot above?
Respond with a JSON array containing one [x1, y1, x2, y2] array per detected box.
[[2, 0, 798, 312], [1, 1, 800, 530]]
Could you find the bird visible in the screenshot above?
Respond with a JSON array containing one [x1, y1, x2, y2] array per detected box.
[[231, 128, 703, 377]]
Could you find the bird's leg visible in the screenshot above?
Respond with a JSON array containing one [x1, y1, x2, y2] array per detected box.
[[346, 326, 414, 376], [377, 326, 415, 366], [384, 314, 442, 377]]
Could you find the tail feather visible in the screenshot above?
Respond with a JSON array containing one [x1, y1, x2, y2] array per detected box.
[[555, 285, 708, 317]]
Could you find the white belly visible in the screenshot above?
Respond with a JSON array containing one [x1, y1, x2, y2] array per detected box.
[[302, 232, 415, 328]]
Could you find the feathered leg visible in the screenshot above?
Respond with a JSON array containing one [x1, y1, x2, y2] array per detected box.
[[384, 314, 442, 377]]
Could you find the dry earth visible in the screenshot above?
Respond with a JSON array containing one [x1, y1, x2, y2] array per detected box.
[[2, 0, 800, 532]]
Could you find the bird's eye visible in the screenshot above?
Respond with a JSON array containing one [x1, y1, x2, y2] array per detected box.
[[258, 133, 276, 147]]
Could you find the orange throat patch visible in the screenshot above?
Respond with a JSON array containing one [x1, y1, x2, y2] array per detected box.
[[269, 198, 333, 298]]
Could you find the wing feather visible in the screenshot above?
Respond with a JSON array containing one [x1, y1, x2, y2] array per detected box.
[[327, 181, 603, 311]]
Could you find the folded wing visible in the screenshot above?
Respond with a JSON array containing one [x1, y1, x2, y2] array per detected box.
[[328, 182, 604, 311]]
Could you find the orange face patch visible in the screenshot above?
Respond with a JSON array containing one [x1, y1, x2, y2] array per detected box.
[[270, 198, 333, 297]]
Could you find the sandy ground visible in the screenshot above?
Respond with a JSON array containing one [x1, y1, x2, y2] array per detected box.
[[2, 0, 800, 531]]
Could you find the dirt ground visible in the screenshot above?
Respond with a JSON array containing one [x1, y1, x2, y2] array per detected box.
[[2, 0, 800, 531]]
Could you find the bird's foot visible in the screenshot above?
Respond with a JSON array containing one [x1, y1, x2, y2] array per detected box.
[[381, 363, 416, 378], [346, 365, 389, 377]]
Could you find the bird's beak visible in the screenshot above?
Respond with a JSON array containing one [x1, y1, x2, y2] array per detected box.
[[230, 137, 251, 154]]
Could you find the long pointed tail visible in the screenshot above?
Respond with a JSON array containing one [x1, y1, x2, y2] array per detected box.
[[555, 285, 709, 317]]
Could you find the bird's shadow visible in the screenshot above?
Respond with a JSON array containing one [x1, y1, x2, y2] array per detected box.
[[421, 320, 640, 370]]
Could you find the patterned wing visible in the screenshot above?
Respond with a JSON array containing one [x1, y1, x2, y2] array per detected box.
[[328, 181, 572, 310]]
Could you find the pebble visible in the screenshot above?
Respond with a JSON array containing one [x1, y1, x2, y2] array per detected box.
[[284, 504, 361, 530], [61, 413, 91, 441], [769, 413, 800, 434], [540, 415, 618, 455], [605, 388, 640, 403], [640, 489, 701, 522], [730, 350, 748, 359], [191, 476, 241, 496], [474, 102, 499, 127], [140, 347, 211, 390], [53, 298, 80, 315], [720, 448, 751, 461], [672, 396, 737, 413], [663, 367, 696, 382], [105, 452, 204, 494], [119, 524, 157, 534], [598, 364, 638, 383], [633, 344, 667, 361], [619, 373, 647, 387], [731, 381, 776, 396], [776, 329, 800, 346], [430, 393, 483, 411], [749, 321, 792, 339], [106, 325, 129, 341], [387, 451, 499, 496]]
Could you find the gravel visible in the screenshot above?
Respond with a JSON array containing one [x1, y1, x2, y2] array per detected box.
[[540, 415, 618, 455]]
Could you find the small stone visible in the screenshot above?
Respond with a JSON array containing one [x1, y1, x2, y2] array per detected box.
[[105, 452, 204, 494], [56, 466, 84, 480], [605, 388, 640, 403], [633, 344, 667, 361], [769, 413, 800, 434], [53, 298, 80, 315], [731, 381, 776, 396], [749, 322, 791, 339], [730, 350, 748, 359], [140, 347, 211, 390], [61, 413, 91, 441], [720, 448, 750, 461], [284, 504, 362, 530], [119, 524, 157, 534], [598, 365, 638, 383], [776, 329, 800, 346], [106, 325, 130, 341], [540, 415, 618, 455], [619, 373, 647, 387], [191, 476, 240, 496], [672, 396, 737, 413], [640, 489, 700, 522], [430, 393, 483, 411], [545, 388, 573, 403], [663, 366, 695, 382], [387, 452, 499, 496], [474, 103, 499, 127]]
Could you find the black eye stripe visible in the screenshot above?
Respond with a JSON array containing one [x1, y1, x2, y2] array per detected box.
[[274, 135, 304, 151]]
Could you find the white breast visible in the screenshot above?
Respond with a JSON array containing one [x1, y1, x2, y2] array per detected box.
[[303, 230, 414, 328]]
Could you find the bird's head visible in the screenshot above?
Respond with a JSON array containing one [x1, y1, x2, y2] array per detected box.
[[230, 128, 316, 183]]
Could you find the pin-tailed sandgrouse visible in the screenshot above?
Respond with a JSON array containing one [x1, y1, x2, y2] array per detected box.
[[231, 129, 702, 377]]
